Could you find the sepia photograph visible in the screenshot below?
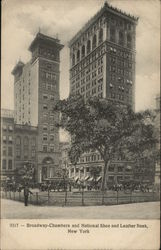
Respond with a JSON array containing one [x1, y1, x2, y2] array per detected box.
[[1, 0, 160, 249]]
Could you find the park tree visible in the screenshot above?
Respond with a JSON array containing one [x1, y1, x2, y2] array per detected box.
[[54, 94, 158, 192]]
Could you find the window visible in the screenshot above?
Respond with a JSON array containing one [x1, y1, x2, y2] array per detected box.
[[43, 145, 48, 152], [110, 27, 116, 42], [16, 149, 21, 158], [99, 29, 103, 43], [8, 159, 13, 170], [3, 147, 6, 156], [24, 149, 29, 159], [43, 94, 48, 99], [43, 125, 48, 131], [2, 159, 6, 169], [24, 137, 29, 146], [50, 146, 54, 152], [8, 147, 12, 156], [31, 138, 36, 146], [118, 166, 123, 172], [16, 137, 21, 145], [109, 166, 114, 172], [3, 136, 7, 142], [43, 104, 48, 110], [8, 136, 13, 143], [3, 125, 7, 131], [109, 176, 114, 181], [77, 50, 80, 62], [92, 34, 97, 49], [81, 45, 85, 58], [87, 40, 91, 54], [8, 125, 13, 131], [31, 149, 36, 158], [119, 31, 124, 45], [72, 54, 75, 66], [43, 134, 48, 141], [127, 34, 132, 48], [50, 134, 54, 142]]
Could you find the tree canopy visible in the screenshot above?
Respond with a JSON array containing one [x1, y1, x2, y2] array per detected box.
[[55, 94, 158, 190]]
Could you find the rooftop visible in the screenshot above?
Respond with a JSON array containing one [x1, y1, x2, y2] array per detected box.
[[29, 32, 64, 52], [69, 1, 139, 46], [1, 109, 14, 118]]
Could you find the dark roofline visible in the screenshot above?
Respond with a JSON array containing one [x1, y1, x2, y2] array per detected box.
[[11, 61, 25, 75], [28, 32, 64, 52], [69, 1, 139, 46]]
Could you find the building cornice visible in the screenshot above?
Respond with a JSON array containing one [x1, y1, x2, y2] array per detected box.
[[69, 1, 138, 47]]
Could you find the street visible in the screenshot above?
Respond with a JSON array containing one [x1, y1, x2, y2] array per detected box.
[[1, 199, 160, 219]]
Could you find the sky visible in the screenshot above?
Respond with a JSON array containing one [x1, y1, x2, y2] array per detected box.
[[2, 0, 160, 113]]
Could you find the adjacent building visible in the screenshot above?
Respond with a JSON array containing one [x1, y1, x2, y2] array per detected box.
[[11, 32, 64, 182], [1, 109, 14, 180], [67, 2, 138, 185]]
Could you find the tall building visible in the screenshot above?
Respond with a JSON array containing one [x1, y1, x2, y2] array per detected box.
[[69, 2, 138, 110], [12, 33, 64, 182], [1, 109, 14, 179], [67, 2, 138, 186]]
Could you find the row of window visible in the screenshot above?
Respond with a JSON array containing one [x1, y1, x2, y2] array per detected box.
[[2, 159, 13, 170], [2, 125, 13, 131], [41, 71, 57, 80], [110, 27, 133, 48], [42, 133, 54, 142], [42, 145, 55, 153], [16, 148, 36, 159], [16, 137, 36, 146], [3, 136, 13, 143], [72, 29, 104, 65], [2, 146, 13, 157], [71, 45, 106, 74], [41, 82, 57, 91]]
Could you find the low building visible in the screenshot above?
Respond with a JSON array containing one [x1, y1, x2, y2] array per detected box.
[[14, 123, 38, 182], [1, 109, 15, 180]]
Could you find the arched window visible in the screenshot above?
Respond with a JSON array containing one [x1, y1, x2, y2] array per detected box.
[[72, 54, 75, 66], [99, 29, 103, 43], [127, 34, 132, 48], [77, 50, 80, 62], [87, 40, 91, 54], [16, 137, 21, 145], [81, 45, 85, 58], [110, 27, 116, 42], [92, 34, 97, 49], [24, 137, 29, 146], [119, 31, 124, 45]]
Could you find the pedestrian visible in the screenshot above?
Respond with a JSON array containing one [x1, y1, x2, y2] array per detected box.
[[24, 185, 33, 206]]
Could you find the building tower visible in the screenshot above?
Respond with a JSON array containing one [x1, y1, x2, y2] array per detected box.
[[69, 2, 138, 110], [12, 33, 64, 182]]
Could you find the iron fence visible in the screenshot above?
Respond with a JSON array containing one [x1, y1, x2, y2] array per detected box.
[[1, 190, 160, 207]]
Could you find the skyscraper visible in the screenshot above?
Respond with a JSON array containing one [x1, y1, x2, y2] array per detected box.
[[12, 33, 64, 182], [69, 2, 138, 110]]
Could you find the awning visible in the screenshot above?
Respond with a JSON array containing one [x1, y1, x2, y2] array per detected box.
[[96, 176, 102, 182], [84, 176, 90, 181], [88, 177, 94, 182], [74, 176, 79, 182]]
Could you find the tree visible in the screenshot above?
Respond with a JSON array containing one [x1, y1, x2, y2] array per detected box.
[[14, 162, 35, 186], [54, 94, 158, 191]]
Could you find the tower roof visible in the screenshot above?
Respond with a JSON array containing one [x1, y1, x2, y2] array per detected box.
[[28, 32, 64, 52], [69, 1, 139, 46]]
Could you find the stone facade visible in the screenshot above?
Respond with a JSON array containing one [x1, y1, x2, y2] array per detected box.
[[12, 33, 64, 182], [69, 2, 138, 110], [1, 110, 14, 179]]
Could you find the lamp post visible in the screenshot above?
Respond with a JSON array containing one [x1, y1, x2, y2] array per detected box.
[[62, 161, 68, 206]]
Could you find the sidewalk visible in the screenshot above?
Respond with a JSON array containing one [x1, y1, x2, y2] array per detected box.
[[1, 199, 160, 219]]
